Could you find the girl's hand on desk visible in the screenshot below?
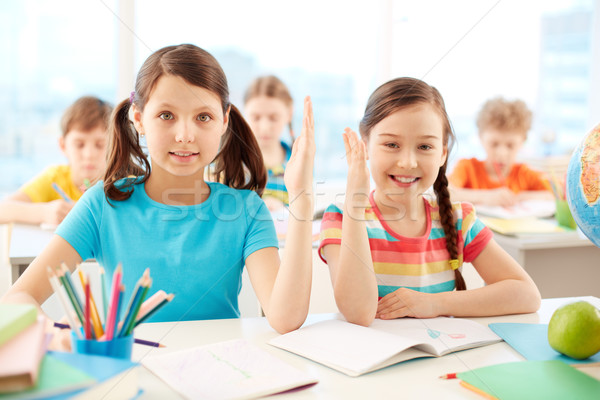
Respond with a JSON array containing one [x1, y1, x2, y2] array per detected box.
[[376, 288, 439, 319], [42, 199, 74, 225], [283, 96, 315, 204]]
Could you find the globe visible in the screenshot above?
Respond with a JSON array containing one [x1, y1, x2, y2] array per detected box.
[[566, 123, 600, 247]]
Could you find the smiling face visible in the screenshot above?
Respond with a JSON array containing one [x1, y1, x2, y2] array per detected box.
[[367, 104, 447, 207], [59, 125, 108, 188], [244, 95, 291, 148], [479, 128, 525, 177], [132, 75, 229, 183]]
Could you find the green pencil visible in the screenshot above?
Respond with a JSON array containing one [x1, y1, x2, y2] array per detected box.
[[56, 267, 84, 325], [99, 267, 109, 325]]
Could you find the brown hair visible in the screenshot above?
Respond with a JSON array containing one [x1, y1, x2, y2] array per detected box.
[[243, 75, 294, 141], [104, 44, 266, 202], [359, 77, 466, 290], [60, 96, 112, 137], [476, 97, 532, 138]]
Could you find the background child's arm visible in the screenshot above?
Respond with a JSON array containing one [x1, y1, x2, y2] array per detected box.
[[324, 129, 378, 326], [0, 191, 73, 225], [449, 185, 518, 207], [516, 190, 555, 202], [377, 240, 541, 318], [246, 97, 315, 334]]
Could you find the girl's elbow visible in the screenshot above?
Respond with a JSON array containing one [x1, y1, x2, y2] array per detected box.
[[344, 313, 375, 327], [269, 318, 305, 334]]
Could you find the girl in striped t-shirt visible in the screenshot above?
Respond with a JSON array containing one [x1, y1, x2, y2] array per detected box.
[[318, 78, 541, 326]]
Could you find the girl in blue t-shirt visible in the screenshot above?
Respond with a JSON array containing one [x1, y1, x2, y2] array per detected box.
[[3, 44, 316, 348]]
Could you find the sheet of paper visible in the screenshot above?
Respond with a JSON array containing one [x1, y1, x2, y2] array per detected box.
[[475, 200, 556, 219], [142, 339, 317, 400]]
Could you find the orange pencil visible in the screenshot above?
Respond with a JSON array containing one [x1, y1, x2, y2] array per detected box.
[[459, 380, 498, 400], [78, 269, 104, 338]]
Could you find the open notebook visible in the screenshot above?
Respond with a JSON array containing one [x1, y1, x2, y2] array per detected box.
[[269, 317, 501, 377], [142, 339, 317, 399]]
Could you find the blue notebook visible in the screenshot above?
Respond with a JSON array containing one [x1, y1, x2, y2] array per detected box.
[[488, 323, 600, 364], [43, 351, 139, 400]]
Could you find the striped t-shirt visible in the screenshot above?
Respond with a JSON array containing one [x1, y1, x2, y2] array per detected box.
[[263, 141, 292, 206], [318, 192, 493, 297]]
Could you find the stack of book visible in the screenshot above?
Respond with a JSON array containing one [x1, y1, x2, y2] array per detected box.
[[0, 304, 46, 393]]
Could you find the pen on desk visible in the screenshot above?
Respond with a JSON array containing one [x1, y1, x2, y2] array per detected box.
[[51, 182, 73, 203], [53, 322, 165, 348], [438, 372, 457, 379]]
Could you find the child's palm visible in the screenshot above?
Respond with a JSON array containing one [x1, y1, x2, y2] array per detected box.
[[284, 96, 315, 197], [343, 128, 371, 209]]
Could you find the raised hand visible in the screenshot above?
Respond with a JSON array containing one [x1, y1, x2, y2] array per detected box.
[[343, 128, 371, 214], [284, 96, 315, 201]]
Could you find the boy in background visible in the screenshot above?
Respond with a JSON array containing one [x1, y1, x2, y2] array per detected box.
[[449, 97, 552, 207], [0, 96, 112, 225]]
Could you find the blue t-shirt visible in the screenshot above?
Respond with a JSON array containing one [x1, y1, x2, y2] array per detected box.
[[56, 180, 278, 322]]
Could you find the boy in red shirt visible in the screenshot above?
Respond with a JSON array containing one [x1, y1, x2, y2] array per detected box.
[[449, 97, 552, 207]]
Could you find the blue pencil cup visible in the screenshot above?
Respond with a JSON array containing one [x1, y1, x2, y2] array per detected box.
[[71, 331, 134, 360]]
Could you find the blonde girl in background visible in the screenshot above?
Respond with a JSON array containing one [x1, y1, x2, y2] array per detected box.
[[244, 75, 294, 211], [2, 44, 316, 348], [319, 77, 541, 326]]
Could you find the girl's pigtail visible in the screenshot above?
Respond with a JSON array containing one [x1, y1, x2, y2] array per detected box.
[[213, 104, 267, 195], [104, 98, 151, 202], [433, 164, 466, 291]]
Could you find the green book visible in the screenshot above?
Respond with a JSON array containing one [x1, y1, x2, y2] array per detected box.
[[457, 360, 600, 400], [0, 355, 95, 399], [0, 304, 37, 348]]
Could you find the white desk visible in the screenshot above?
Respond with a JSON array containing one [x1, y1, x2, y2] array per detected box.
[[125, 297, 600, 399], [493, 231, 600, 298], [8, 223, 54, 285]]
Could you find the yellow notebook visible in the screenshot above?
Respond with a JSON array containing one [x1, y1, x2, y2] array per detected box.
[[480, 217, 565, 235]]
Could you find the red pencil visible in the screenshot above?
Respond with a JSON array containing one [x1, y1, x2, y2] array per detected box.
[[439, 372, 457, 379]]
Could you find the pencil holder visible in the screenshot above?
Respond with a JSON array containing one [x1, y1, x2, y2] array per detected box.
[[555, 199, 576, 230], [71, 331, 134, 360]]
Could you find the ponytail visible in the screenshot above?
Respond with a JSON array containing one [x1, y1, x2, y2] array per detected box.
[[213, 104, 267, 195], [103, 98, 151, 202], [433, 164, 466, 291]]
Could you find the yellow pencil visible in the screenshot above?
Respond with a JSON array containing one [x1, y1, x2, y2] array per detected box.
[[77, 268, 104, 338], [459, 380, 499, 400]]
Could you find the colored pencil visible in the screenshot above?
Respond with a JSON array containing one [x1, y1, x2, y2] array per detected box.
[[134, 293, 174, 327], [51, 182, 73, 203], [53, 322, 164, 347], [136, 290, 167, 322], [112, 284, 125, 340], [124, 277, 151, 336], [47, 267, 83, 339], [118, 274, 148, 337], [104, 264, 123, 341], [78, 269, 104, 338], [459, 380, 499, 400], [439, 372, 457, 379], [99, 267, 109, 324], [56, 266, 85, 326], [84, 278, 91, 339]]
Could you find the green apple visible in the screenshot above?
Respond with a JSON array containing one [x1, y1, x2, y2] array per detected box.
[[547, 301, 600, 360]]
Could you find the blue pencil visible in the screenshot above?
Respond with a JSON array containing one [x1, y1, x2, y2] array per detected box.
[[52, 182, 73, 203]]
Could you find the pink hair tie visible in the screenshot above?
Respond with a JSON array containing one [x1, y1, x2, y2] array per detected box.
[[129, 91, 136, 104]]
